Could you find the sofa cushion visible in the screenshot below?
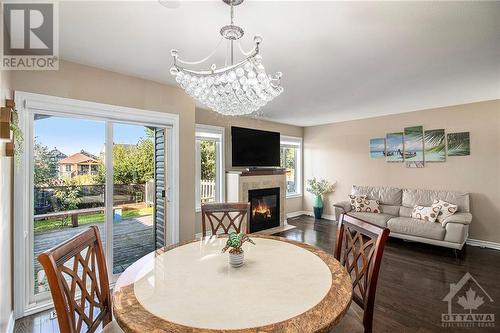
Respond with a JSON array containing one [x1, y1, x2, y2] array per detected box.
[[380, 204, 400, 216], [387, 217, 446, 240], [402, 188, 470, 212], [353, 198, 381, 213], [411, 205, 440, 223], [347, 212, 394, 227], [348, 194, 367, 210], [432, 199, 458, 222], [399, 206, 413, 218], [352, 185, 402, 206]]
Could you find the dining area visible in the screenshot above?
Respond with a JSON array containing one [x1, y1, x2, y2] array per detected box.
[[36, 203, 390, 333]]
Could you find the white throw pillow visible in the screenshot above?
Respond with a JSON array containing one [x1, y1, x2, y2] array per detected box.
[[348, 194, 367, 210], [354, 198, 381, 213], [432, 199, 458, 222], [411, 205, 440, 222]]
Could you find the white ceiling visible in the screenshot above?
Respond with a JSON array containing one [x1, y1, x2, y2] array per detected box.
[[59, 1, 500, 126]]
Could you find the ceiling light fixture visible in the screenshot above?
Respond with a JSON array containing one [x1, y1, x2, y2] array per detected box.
[[170, 0, 283, 116]]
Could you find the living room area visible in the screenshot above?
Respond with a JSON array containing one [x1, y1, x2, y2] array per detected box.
[[1, 1, 499, 333]]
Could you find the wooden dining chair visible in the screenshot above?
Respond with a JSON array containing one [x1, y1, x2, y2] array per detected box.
[[38, 226, 123, 333], [201, 202, 251, 237], [332, 214, 390, 333]]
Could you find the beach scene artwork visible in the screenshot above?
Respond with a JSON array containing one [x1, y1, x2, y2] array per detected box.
[[424, 129, 446, 162], [404, 126, 424, 168], [370, 138, 386, 158], [447, 132, 470, 156], [386, 132, 404, 162]]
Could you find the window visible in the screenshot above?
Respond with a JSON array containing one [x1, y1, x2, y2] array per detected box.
[[280, 136, 302, 197], [65, 164, 71, 172], [195, 125, 225, 211]]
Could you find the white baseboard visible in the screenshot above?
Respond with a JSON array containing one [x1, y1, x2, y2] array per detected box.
[[6, 311, 15, 333], [285, 211, 308, 219], [286, 211, 336, 221], [466, 238, 500, 251]]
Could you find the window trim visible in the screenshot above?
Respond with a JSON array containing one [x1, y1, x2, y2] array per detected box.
[[280, 135, 303, 198], [195, 124, 225, 212]]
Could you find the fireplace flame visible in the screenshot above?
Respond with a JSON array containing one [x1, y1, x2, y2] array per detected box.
[[252, 200, 272, 219]]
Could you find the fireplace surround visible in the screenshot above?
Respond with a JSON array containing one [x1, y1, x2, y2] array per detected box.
[[226, 169, 286, 232]]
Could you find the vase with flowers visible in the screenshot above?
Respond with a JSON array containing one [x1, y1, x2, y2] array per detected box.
[[306, 177, 335, 219]]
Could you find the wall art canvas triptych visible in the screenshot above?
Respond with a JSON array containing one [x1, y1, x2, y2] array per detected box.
[[424, 129, 446, 162], [386, 132, 404, 162], [369, 138, 386, 158], [404, 126, 424, 168], [447, 132, 470, 156], [370, 126, 469, 168]]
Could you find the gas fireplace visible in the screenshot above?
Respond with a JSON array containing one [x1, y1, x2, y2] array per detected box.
[[248, 187, 280, 232]]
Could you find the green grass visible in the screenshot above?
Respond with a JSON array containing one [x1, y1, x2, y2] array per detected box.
[[34, 207, 153, 233]]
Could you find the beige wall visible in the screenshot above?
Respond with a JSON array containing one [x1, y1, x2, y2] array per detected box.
[[194, 108, 304, 234], [303, 100, 500, 243], [0, 69, 13, 333], [10, 60, 197, 242]]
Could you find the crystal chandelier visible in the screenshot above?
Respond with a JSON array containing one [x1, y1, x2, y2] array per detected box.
[[170, 0, 283, 116]]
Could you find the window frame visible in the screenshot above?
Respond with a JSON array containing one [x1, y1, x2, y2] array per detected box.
[[13, 91, 180, 318], [280, 135, 303, 198], [195, 124, 225, 212]]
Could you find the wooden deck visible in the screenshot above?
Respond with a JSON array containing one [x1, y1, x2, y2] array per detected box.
[[34, 215, 154, 290]]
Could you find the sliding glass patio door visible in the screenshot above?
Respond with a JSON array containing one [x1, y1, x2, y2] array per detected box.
[[14, 92, 178, 317]]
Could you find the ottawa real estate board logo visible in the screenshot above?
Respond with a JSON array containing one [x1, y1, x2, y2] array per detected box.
[[1, 1, 58, 70], [442, 272, 495, 328]]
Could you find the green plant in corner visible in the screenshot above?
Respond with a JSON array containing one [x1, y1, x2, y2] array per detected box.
[[221, 232, 255, 254], [9, 110, 24, 167], [306, 177, 335, 219]]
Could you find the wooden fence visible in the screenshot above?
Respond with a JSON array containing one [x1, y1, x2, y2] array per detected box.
[[200, 179, 216, 203]]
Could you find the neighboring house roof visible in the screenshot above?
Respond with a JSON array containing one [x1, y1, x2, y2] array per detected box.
[[79, 149, 98, 160], [58, 153, 99, 165], [49, 148, 67, 159]]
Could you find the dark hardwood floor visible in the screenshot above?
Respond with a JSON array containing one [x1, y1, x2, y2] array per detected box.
[[15, 215, 500, 333], [276, 216, 500, 333]]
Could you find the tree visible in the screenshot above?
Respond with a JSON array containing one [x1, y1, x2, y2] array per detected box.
[[200, 140, 216, 180], [53, 179, 81, 227], [34, 140, 58, 187], [92, 130, 154, 185], [281, 147, 296, 171]]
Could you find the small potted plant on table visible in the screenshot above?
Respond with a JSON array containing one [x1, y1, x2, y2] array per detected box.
[[222, 232, 255, 268], [306, 177, 335, 219]]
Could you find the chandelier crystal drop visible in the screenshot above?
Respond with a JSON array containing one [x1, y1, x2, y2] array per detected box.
[[170, 0, 283, 116]]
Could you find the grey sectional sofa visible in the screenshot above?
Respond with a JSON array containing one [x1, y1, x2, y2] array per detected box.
[[333, 185, 472, 249]]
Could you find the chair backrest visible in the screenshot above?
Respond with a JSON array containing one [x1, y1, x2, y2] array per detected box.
[[201, 202, 250, 237], [38, 226, 112, 333], [334, 214, 390, 333]]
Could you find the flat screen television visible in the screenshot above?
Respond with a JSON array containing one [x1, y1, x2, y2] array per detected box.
[[231, 126, 280, 167]]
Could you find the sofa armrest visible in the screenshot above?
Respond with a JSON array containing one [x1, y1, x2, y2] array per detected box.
[[333, 201, 352, 221], [441, 212, 472, 227]]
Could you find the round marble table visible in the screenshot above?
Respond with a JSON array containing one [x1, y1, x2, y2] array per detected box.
[[113, 235, 352, 333]]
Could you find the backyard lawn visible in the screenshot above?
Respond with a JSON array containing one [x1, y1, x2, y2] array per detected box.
[[34, 206, 153, 233]]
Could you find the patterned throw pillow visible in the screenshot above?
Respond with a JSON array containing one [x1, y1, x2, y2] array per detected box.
[[354, 198, 381, 213], [411, 205, 440, 222], [348, 194, 367, 210], [432, 199, 458, 222]]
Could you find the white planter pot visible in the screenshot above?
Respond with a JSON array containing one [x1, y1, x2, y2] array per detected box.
[[229, 251, 244, 268]]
